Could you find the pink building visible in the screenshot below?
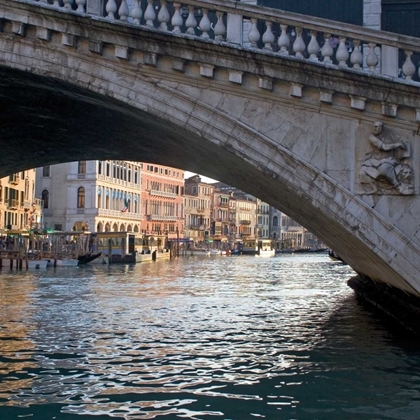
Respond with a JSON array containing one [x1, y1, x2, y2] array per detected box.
[[140, 163, 184, 240]]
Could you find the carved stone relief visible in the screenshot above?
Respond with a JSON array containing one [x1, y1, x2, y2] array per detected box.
[[358, 121, 414, 195]]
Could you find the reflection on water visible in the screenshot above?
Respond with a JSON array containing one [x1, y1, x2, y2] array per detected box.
[[1, 254, 420, 419]]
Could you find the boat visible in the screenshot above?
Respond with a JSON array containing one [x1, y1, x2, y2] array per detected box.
[[188, 248, 211, 257], [27, 259, 48, 269], [256, 239, 275, 257], [78, 252, 102, 265], [209, 249, 225, 256], [256, 248, 276, 257], [242, 239, 258, 255]]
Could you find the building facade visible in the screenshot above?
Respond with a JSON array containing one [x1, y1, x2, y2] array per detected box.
[[36, 160, 143, 233], [184, 175, 214, 247], [256, 199, 270, 240], [234, 193, 257, 241], [140, 163, 184, 239], [211, 189, 230, 247], [0, 170, 42, 232]]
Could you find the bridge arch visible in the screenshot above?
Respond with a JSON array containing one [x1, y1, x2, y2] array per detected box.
[[1, 1, 420, 296]]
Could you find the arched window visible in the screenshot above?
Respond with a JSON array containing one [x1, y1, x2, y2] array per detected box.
[[77, 187, 85, 208], [42, 189, 49, 209]]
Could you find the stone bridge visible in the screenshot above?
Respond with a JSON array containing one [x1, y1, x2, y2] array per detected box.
[[1, 0, 420, 298]]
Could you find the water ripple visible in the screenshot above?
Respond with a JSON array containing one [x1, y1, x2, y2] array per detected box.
[[1, 254, 420, 419]]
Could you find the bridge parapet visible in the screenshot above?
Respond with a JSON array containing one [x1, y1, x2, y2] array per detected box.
[[28, 0, 420, 82]]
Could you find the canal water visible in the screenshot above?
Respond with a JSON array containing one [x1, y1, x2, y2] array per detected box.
[[1, 254, 420, 420]]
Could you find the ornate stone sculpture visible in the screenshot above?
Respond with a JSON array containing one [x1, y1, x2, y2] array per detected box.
[[360, 121, 414, 195]]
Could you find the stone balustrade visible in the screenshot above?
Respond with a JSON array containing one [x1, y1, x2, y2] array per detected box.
[[27, 0, 420, 82]]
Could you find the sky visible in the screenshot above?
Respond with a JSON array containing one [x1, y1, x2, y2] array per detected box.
[[184, 171, 218, 184]]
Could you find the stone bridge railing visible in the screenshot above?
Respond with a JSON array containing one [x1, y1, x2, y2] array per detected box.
[[24, 0, 420, 82]]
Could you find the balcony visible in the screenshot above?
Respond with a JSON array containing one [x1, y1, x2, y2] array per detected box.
[[7, 199, 19, 209], [98, 209, 140, 220], [147, 214, 178, 221], [150, 189, 177, 198], [239, 220, 251, 225], [188, 224, 202, 230]]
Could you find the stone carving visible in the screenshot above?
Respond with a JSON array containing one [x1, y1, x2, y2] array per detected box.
[[360, 121, 413, 195]]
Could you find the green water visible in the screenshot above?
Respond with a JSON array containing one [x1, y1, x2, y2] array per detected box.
[[1, 254, 419, 419]]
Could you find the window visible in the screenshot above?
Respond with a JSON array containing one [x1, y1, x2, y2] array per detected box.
[[54, 224, 63, 231], [78, 161, 86, 174], [273, 216, 278, 227], [42, 189, 49, 209], [77, 187, 85, 208], [42, 166, 50, 177]]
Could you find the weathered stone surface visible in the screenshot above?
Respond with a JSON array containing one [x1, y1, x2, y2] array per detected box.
[[1, 0, 420, 297]]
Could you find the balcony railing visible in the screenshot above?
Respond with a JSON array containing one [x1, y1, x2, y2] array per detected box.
[[27, 0, 420, 82], [97, 208, 141, 219], [7, 199, 19, 209], [147, 214, 179, 221], [239, 220, 251, 225], [149, 189, 178, 198], [188, 224, 203, 230]]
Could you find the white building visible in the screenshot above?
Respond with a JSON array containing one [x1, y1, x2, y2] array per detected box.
[[36, 160, 143, 233]]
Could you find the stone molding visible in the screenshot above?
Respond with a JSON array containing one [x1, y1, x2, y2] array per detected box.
[[2, 1, 420, 128]]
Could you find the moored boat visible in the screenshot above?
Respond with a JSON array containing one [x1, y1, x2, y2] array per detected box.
[[256, 248, 276, 257]]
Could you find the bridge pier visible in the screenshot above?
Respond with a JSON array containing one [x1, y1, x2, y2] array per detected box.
[[348, 276, 420, 336]]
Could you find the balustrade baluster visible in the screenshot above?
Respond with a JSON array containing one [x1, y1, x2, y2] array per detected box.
[[63, 0, 73, 10], [185, 6, 197, 35], [130, 0, 142, 24], [336, 37, 349, 66], [366, 43, 379, 72], [105, 0, 118, 19], [350, 40, 363, 69], [262, 21, 275, 51], [214, 12, 226, 41], [158, 1, 170, 31], [307, 31, 320, 61], [248, 18, 260, 49], [172, 3, 183, 35], [199, 9, 211, 39], [402, 50, 416, 80], [119, 0, 129, 21], [53, 0, 61, 7], [278, 25, 289, 55], [75, 0, 86, 13], [292, 28, 305, 59], [321, 34, 334, 64], [144, 0, 156, 28]]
